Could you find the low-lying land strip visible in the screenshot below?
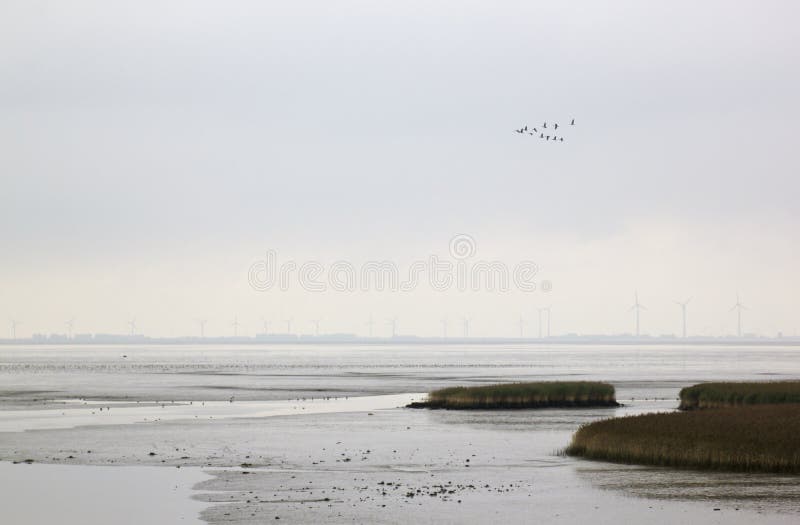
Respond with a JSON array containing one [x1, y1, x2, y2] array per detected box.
[[566, 404, 800, 473], [679, 381, 800, 410], [407, 381, 618, 409]]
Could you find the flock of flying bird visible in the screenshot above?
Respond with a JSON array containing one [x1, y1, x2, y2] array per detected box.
[[514, 119, 575, 142]]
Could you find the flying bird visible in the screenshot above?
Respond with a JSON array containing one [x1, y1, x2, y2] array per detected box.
[[511, 118, 574, 142]]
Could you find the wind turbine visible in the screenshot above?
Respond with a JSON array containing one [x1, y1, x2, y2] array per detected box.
[[195, 318, 207, 338], [541, 306, 551, 338], [260, 317, 269, 336], [386, 317, 398, 338], [9, 319, 20, 340], [460, 316, 471, 338], [517, 316, 525, 338], [441, 317, 448, 339], [284, 317, 293, 334], [730, 294, 746, 337], [630, 292, 645, 337], [231, 316, 240, 337], [675, 298, 691, 338], [311, 319, 321, 337], [128, 318, 137, 337], [66, 318, 75, 339], [366, 315, 375, 337]]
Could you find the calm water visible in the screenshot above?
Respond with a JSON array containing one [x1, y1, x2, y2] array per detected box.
[[0, 343, 796, 403], [1, 343, 799, 524]]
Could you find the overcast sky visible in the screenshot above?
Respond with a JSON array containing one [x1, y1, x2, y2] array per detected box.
[[2, 1, 799, 338]]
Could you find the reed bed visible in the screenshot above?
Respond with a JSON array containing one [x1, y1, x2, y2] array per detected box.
[[566, 404, 800, 473], [679, 381, 800, 410], [408, 381, 618, 409]]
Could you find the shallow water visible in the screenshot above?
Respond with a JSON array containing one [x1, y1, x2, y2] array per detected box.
[[0, 462, 209, 525], [0, 393, 424, 433], [0, 343, 798, 524], [0, 343, 795, 403]]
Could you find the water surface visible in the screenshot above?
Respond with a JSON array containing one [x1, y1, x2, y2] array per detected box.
[[1, 343, 798, 524]]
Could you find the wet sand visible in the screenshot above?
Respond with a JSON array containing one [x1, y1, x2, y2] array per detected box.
[[1, 344, 799, 523], [2, 398, 800, 523]]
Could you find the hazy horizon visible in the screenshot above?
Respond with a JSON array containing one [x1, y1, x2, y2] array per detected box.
[[2, 1, 799, 338]]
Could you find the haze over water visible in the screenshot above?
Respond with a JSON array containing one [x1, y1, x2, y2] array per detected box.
[[2, 1, 799, 338], [2, 1, 800, 523]]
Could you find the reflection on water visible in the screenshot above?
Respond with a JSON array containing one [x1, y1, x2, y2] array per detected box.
[[576, 463, 800, 513]]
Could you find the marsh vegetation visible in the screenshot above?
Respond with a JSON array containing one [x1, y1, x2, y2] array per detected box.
[[679, 381, 800, 410], [566, 404, 800, 473], [408, 381, 618, 409]]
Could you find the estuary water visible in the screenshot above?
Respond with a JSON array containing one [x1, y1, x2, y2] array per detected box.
[[0, 343, 795, 404], [0, 343, 798, 524]]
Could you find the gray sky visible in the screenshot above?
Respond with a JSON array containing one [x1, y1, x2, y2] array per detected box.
[[2, 1, 799, 337]]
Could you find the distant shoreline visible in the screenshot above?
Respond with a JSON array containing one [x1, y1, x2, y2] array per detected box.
[[1, 336, 798, 346]]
